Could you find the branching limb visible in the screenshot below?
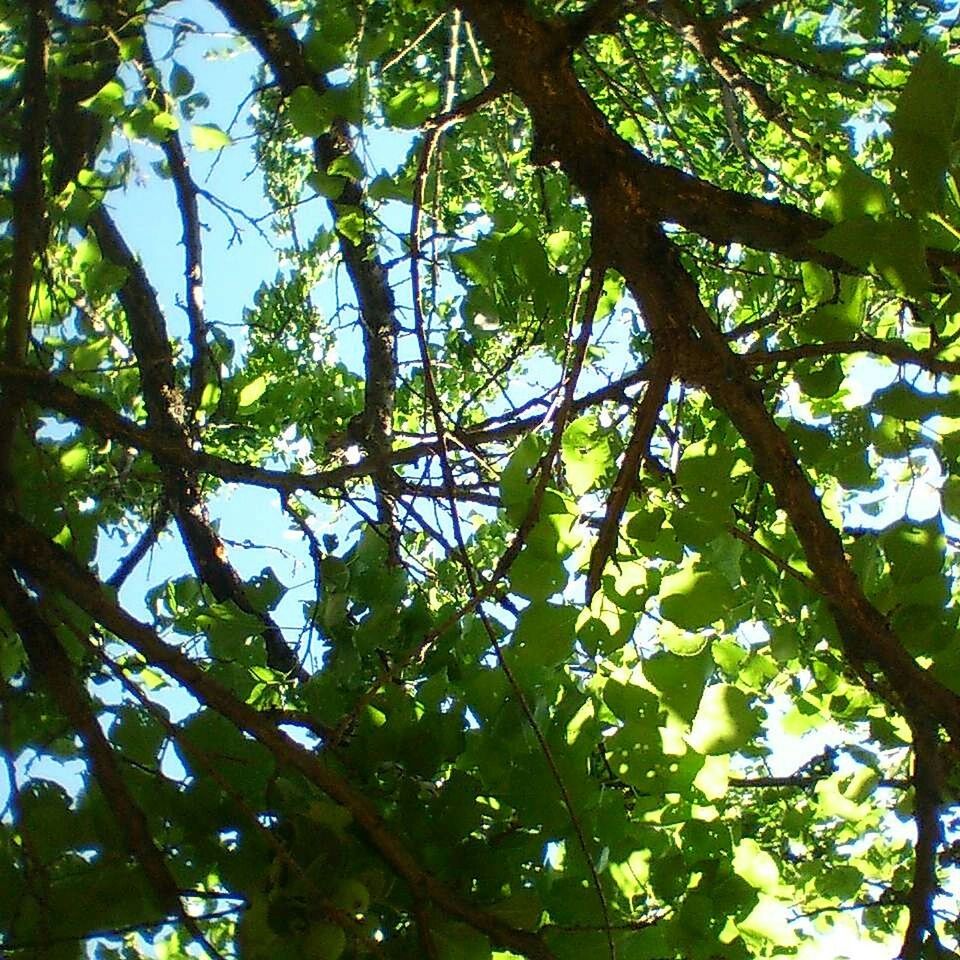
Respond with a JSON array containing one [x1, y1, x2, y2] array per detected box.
[[91, 207, 303, 677], [457, 0, 960, 278], [565, 0, 631, 49], [457, 0, 960, 751], [726, 525, 822, 595], [0, 360, 652, 503]]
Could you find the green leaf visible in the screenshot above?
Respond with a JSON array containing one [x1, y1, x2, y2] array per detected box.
[[288, 85, 328, 138], [500, 435, 541, 523], [513, 602, 577, 667], [169, 63, 195, 98], [688, 683, 759, 755], [238, 374, 269, 408], [732, 838, 781, 891], [384, 81, 440, 128], [659, 567, 737, 630], [796, 357, 844, 399], [79, 79, 125, 116], [815, 216, 931, 296], [643, 649, 713, 724], [881, 520, 945, 583], [191, 123, 232, 151], [59, 444, 89, 477], [738, 894, 798, 946], [942, 475, 960, 520], [891, 48, 960, 212], [508, 548, 567, 600], [820, 163, 889, 222], [561, 415, 612, 496], [626, 504, 665, 542], [676, 439, 739, 523]]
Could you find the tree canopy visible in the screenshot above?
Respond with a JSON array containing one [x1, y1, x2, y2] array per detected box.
[[2, 0, 960, 957]]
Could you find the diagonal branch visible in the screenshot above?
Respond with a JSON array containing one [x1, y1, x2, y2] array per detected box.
[[458, 0, 960, 752], [214, 0, 400, 548], [91, 207, 302, 677], [0, 509, 558, 960], [586, 355, 673, 602], [0, 565, 222, 959]]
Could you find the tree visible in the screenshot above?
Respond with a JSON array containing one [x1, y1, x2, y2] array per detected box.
[[1, 0, 960, 956]]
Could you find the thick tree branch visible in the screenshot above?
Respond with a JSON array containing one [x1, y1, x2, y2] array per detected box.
[[457, 0, 959, 279], [458, 0, 960, 752]]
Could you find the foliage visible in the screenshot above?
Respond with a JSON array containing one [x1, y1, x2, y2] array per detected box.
[[1, 0, 960, 958]]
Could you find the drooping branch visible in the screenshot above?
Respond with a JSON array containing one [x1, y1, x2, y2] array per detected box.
[[106, 505, 170, 590]]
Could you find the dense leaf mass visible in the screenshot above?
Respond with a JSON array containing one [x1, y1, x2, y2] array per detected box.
[[2, 0, 960, 957]]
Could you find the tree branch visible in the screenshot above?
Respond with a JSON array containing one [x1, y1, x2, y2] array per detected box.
[[139, 40, 208, 411], [0, 565, 223, 960], [214, 0, 400, 545], [899, 717, 945, 959], [91, 207, 303, 677], [457, 0, 960, 752], [0, 362, 652, 500], [744, 337, 960, 377], [0, 509, 557, 960], [0, 1, 49, 488], [586, 356, 672, 601]]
